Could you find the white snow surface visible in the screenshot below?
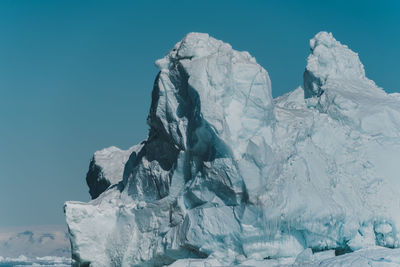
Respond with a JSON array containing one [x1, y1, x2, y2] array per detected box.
[[65, 32, 400, 266]]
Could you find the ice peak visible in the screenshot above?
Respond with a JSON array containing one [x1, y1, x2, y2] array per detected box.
[[152, 33, 273, 157], [309, 31, 339, 50], [155, 32, 254, 69], [176, 32, 226, 59], [155, 33, 224, 69], [304, 31, 367, 98]]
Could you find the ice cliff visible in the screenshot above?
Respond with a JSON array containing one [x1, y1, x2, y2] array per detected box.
[[65, 32, 400, 266]]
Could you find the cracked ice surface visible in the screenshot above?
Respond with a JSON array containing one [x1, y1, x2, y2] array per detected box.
[[65, 32, 400, 266]]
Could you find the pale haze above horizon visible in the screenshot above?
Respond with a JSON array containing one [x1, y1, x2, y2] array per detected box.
[[0, 0, 399, 227]]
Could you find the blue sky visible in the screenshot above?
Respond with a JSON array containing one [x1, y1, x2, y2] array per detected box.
[[0, 0, 399, 227]]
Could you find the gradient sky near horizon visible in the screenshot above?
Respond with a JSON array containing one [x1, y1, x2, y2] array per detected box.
[[0, 0, 399, 227]]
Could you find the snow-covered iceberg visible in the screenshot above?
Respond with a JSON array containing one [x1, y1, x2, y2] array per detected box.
[[65, 32, 400, 266]]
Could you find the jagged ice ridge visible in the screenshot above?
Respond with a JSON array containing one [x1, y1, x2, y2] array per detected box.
[[65, 32, 400, 266]]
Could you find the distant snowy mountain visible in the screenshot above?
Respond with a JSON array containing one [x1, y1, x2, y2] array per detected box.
[[0, 225, 70, 258], [65, 32, 400, 266]]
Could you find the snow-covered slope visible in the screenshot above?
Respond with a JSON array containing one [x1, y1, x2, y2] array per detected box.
[[65, 32, 400, 266]]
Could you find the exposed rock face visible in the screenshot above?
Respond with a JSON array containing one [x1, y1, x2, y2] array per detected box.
[[65, 32, 400, 266]]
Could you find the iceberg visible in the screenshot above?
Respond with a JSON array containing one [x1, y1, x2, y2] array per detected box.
[[65, 32, 400, 266]]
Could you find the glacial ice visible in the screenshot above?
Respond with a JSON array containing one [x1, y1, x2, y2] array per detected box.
[[65, 32, 400, 266], [168, 247, 400, 266], [86, 144, 143, 199]]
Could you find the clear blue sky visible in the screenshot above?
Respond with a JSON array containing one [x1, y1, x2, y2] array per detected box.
[[0, 0, 399, 227]]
